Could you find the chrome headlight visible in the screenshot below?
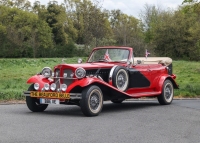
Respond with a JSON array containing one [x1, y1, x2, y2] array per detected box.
[[44, 83, 50, 91], [34, 83, 39, 90], [78, 58, 82, 63], [41, 67, 52, 78], [50, 83, 56, 91], [61, 84, 67, 92], [75, 67, 86, 79]]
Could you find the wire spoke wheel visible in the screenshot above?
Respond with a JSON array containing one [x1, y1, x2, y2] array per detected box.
[[158, 80, 174, 105], [89, 91, 100, 111], [164, 84, 173, 102], [112, 66, 129, 92], [117, 72, 127, 89], [80, 85, 103, 117]]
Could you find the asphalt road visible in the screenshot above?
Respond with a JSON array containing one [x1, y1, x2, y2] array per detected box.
[[0, 99, 200, 143]]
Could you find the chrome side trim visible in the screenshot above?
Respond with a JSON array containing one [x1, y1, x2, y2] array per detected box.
[[70, 93, 82, 99], [97, 75, 104, 81], [109, 65, 118, 83], [23, 91, 31, 96], [23, 91, 82, 99]]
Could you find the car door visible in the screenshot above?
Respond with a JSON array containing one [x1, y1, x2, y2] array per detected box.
[[128, 64, 151, 88]]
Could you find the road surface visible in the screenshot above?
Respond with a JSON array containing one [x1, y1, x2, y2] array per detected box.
[[0, 99, 200, 143]]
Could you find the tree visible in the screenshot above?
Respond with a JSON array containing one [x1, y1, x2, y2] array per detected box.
[[109, 9, 146, 56], [0, 6, 53, 58], [63, 0, 113, 48], [110, 10, 139, 46], [182, 0, 200, 4], [181, 2, 200, 60], [0, 0, 31, 11], [140, 4, 163, 44], [46, 2, 68, 45]]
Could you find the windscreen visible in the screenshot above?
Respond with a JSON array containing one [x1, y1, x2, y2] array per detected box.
[[88, 48, 129, 62]]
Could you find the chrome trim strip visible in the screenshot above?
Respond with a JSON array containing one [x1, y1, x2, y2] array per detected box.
[[69, 93, 82, 99], [23, 91, 82, 99], [51, 77, 78, 79]]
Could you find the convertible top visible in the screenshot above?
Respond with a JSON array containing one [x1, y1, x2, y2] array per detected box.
[[134, 57, 172, 66]]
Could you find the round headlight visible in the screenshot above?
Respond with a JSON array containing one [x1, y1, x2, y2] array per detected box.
[[44, 83, 50, 91], [41, 67, 52, 78], [34, 83, 39, 90], [61, 84, 67, 92], [78, 58, 82, 64], [50, 83, 56, 91], [75, 67, 86, 79]]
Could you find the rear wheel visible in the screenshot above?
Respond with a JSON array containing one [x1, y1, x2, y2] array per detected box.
[[26, 84, 48, 112], [157, 80, 174, 105], [80, 85, 103, 117]]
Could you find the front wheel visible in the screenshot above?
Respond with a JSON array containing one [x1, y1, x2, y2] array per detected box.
[[80, 85, 103, 117], [157, 80, 174, 105], [26, 84, 48, 112]]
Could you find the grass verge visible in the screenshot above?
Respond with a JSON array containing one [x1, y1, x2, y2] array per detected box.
[[0, 58, 87, 100], [173, 61, 200, 97]]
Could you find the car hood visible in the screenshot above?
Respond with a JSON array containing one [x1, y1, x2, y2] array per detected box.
[[54, 63, 116, 70]]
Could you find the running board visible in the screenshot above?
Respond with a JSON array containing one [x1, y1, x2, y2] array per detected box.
[[128, 92, 161, 98]]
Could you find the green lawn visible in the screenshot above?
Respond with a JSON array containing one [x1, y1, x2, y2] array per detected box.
[[173, 61, 200, 97], [0, 58, 200, 100], [0, 58, 87, 100]]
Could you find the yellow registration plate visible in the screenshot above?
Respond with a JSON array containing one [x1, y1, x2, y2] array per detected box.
[[30, 91, 70, 99]]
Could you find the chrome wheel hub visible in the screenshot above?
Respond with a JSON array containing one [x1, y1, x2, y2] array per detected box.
[[117, 73, 126, 88], [164, 84, 172, 101], [90, 93, 100, 110]]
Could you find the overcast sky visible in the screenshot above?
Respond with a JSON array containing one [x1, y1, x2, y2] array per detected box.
[[30, 0, 184, 18]]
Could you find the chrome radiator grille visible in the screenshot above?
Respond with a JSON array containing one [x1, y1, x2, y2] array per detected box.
[[55, 69, 60, 89], [54, 69, 74, 88], [63, 69, 74, 85]]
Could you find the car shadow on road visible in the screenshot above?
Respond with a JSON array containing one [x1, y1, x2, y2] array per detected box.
[[102, 101, 160, 114], [26, 105, 84, 117], [23, 100, 159, 117]]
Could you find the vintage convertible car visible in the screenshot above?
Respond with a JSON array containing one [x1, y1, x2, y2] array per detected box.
[[23, 46, 178, 116]]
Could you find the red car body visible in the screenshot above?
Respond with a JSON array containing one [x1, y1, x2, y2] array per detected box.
[[24, 46, 178, 116]]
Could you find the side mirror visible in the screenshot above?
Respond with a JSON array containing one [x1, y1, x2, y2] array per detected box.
[[127, 60, 132, 68], [78, 58, 82, 64]]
